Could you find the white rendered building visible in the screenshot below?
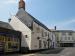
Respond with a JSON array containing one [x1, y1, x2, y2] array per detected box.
[[52, 30, 75, 47], [9, 0, 56, 51]]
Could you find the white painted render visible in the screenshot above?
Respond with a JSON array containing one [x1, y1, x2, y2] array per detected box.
[[58, 32, 75, 43], [10, 16, 32, 50], [50, 32, 57, 48], [52, 31, 75, 47], [31, 22, 52, 50]]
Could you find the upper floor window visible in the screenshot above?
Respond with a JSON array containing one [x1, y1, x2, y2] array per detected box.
[[37, 26, 40, 33], [72, 37, 74, 40], [42, 30, 44, 37], [68, 37, 70, 40], [48, 33, 49, 37], [45, 32, 47, 36], [13, 38, 18, 42], [68, 32, 72, 35], [62, 32, 66, 35], [65, 37, 67, 40]]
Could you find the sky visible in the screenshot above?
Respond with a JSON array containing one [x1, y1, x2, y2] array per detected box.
[[0, 0, 75, 30]]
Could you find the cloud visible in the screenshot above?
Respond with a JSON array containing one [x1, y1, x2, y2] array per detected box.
[[0, 0, 17, 8], [56, 17, 75, 30], [0, 0, 18, 9], [4, 0, 17, 4]]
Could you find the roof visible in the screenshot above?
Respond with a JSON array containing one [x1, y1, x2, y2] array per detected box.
[[27, 13, 50, 31], [0, 27, 21, 35], [0, 21, 13, 29], [16, 8, 50, 31], [52, 30, 75, 32], [50, 29, 56, 31]]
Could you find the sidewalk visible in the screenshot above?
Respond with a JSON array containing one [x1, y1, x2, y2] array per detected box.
[[36, 47, 65, 54]]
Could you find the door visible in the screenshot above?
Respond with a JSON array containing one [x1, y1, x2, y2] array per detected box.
[[39, 40, 42, 48]]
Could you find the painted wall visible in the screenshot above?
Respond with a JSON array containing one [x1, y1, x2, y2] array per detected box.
[[50, 32, 57, 48], [59, 32, 74, 43], [31, 22, 51, 50], [54, 31, 75, 47], [10, 16, 32, 50]]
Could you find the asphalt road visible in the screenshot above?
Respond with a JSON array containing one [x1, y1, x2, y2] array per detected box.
[[1, 47, 75, 56]]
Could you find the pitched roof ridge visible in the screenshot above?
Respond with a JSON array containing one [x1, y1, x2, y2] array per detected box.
[[26, 12, 50, 31], [16, 9, 50, 31]]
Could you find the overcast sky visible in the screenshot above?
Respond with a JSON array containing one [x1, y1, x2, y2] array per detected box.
[[0, 0, 75, 30]]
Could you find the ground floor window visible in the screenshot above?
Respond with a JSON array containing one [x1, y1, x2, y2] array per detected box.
[[39, 40, 42, 48], [60, 43, 74, 47], [8, 42, 12, 48], [43, 41, 46, 48]]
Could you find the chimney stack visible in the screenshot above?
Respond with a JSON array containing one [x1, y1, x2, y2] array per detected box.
[[54, 26, 56, 30], [19, 0, 25, 10], [8, 19, 11, 22]]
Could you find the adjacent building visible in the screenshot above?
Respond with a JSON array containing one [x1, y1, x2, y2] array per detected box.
[[52, 30, 75, 47], [0, 21, 12, 29], [0, 21, 21, 52]]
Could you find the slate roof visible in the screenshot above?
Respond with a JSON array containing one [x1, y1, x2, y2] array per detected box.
[[27, 13, 50, 31], [0, 21, 13, 29], [16, 8, 50, 31], [52, 30, 75, 32]]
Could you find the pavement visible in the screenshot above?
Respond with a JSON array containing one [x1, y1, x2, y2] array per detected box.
[[1, 47, 75, 56], [36, 47, 64, 54]]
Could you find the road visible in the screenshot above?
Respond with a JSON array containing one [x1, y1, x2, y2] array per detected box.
[[1, 47, 75, 56]]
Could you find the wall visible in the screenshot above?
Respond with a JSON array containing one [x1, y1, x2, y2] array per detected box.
[[10, 16, 32, 50], [55, 31, 75, 47], [50, 32, 57, 48], [59, 32, 74, 43], [31, 22, 51, 50]]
